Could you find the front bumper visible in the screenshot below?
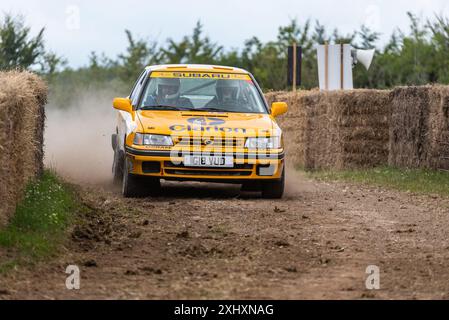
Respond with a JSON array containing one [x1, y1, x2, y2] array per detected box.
[[125, 147, 284, 182]]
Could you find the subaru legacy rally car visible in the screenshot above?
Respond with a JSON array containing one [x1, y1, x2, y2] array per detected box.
[[111, 64, 288, 198]]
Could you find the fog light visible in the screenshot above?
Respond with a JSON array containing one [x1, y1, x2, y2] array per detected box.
[[142, 161, 161, 174], [257, 164, 277, 176]]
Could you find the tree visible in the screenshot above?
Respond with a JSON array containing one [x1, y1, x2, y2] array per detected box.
[[357, 25, 380, 49], [162, 21, 222, 64], [396, 13, 434, 85], [0, 14, 45, 70], [428, 15, 449, 83], [277, 19, 312, 54], [332, 28, 356, 44], [40, 51, 67, 76], [117, 29, 162, 82], [312, 21, 330, 44], [0, 13, 65, 76], [38, 11, 449, 95], [247, 41, 286, 90]]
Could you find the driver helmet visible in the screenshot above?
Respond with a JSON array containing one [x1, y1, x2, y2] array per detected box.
[[156, 77, 181, 103], [216, 79, 240, 103]]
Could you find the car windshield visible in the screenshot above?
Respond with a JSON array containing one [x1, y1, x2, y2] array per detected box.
[[138, 71, 267, 114]]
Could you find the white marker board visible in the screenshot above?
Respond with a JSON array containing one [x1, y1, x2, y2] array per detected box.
[[317, 44, 353, 91]]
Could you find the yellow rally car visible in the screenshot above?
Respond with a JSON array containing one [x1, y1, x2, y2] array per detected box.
[[111, 64, 288, 198]]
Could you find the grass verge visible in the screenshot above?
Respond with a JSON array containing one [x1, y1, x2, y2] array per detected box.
[[306, 166, 449, 196], [0, 170, 77, 271]]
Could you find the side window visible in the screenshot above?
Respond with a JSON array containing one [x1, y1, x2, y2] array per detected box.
[[129, 70, 147, 103], [131, 71, 149, 108]]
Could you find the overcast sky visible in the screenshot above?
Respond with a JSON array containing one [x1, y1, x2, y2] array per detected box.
[[2, 0, 449, 68]]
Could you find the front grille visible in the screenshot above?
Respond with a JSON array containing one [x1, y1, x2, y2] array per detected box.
[[164, 161, 253, 170], [164, 169, 252, 177], [174, 136, 245, 148]]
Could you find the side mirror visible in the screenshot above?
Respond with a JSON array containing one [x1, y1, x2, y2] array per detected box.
[[113, 98, 133, 114], [271, 102, 288, 117]]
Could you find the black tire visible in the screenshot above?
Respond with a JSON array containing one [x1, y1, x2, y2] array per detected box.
[[111, 133, 118, 151], [122, 158, 161, 198], [147, 177, 162, 197], [122, 158, 142, 198], [112, 149, 124, 185], [261, 168, 285, 199]]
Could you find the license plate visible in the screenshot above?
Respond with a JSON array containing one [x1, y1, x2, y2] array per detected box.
[[184, 155, 234, 168]]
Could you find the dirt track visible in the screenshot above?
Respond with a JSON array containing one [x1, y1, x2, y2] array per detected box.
[[2, 170, 449, 300]]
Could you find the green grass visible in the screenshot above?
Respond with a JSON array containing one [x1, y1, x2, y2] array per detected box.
[[307, 166, 449, 196], [0, 170, 77, 270]]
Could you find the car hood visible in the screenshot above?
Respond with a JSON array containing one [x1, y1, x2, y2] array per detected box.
[[136, 110, 279, 137]]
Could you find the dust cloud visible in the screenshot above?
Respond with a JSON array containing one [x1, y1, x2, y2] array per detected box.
[[284, 165, 318, 197], [44, 90, 117, 185]]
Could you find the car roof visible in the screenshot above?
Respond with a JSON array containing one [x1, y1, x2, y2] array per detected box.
[[144, 64, 250, 75]]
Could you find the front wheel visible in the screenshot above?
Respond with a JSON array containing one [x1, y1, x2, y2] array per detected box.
[[261, 168, 285, 199], [112, 149, 124, 185], [122, 158, 161, 198]]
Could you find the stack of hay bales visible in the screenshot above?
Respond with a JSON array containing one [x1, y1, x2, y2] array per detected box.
[[430, 87, 449, 169], [389, 86, 449, 170], [0, 71, 47, 227], [302, 90, 392, 170], [266, 89, 391, 170], [265, 91, 312, 168]]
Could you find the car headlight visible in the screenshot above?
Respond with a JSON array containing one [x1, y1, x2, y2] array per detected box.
[[245, 137, 281, 150], [134, 133, 173, 146]]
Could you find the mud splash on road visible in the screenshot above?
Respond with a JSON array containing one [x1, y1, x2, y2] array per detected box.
[[44, 90, 116, 185]]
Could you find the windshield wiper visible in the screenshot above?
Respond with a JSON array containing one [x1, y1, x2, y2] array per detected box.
[[140, 105, 191, 111], [141, 105, 239, 113], [194, 107, 235, 113]]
